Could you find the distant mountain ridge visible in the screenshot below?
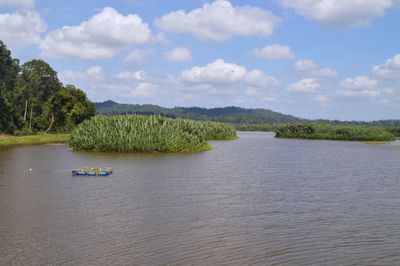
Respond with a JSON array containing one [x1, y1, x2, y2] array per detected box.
[[95, 100, 400, 126], [95, 100, 301, 124]]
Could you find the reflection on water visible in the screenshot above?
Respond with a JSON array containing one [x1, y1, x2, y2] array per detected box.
[[1, 132, 400, 265]]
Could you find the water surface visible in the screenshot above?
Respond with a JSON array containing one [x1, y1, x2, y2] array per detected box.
[[1, 132, 400, 265]]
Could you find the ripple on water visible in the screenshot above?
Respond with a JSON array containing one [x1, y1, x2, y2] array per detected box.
[[1, 132, 400, 265]]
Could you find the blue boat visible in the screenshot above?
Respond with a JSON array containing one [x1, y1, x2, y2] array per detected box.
[[72, 168, 113, 176]]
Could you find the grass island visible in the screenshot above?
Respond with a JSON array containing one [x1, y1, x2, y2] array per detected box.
[[69, 115, 237, 153]]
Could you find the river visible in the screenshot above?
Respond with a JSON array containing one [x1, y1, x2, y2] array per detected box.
[[1, 132, 400, 265]]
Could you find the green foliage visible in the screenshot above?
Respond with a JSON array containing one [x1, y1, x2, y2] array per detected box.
[[95, 100, 301, 124], [385, 127, 400, 137], [196, 121, 237, 140], [235, 124, 282, 132], [70, 115, 236, 153], [0, 88, 17, 134], [15, 59, 62, 131], [0, 41, 19, 133], [276, 123, 395, 141], [0, 39, 94, 135], [43, 85, 95, 133], [0, 41, 19, 90]]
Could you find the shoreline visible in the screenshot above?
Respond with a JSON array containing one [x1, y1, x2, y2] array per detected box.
[[0, 134, 70, 147]]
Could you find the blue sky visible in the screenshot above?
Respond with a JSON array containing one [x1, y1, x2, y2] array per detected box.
[[1, 0, 400, 120]]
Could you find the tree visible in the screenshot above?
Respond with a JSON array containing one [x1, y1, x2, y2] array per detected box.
[[0, 88, 17, 133], [43, 85, 95, 133], [15, 59, 62, 131], [0, 41, 19, 134]]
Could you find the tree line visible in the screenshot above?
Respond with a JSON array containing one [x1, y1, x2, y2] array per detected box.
[[0, 41, 95, 135], [95, 100, 301, 124]]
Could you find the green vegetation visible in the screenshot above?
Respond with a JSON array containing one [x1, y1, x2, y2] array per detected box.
[[70, 115, 236, 153], [199, 121, 237, 140], [0, 134, 70, 147], [0, 40, 94, 135], [275, 123, 395, 141], [235, 124, 282, 132], [95, 100, 301, 124]]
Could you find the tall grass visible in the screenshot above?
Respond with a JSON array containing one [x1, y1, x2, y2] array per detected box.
[[69, 115, 236, 152], [275, 123, 395, 141]]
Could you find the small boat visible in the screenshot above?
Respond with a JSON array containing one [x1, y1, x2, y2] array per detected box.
[[72, 167, 113, 176]]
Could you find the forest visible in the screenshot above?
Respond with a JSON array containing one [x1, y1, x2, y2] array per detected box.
[[0, 41, 94, 135]]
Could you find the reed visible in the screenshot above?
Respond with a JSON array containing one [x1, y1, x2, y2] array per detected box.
[[275, 123, 394, 141], [69, 115, 236, 152]]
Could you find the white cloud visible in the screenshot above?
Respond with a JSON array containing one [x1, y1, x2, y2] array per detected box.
[[114, 70, 147, 80], [155, 0, 278, 41], [86, 66, 103, 80], [280, 0, 394, 28], [383, 87, 396, 95], [59, 67, 159, 102], [294, 59, 338, 79], [245, 87, 261, 96], [164, 47, 192, 62], [287, 78, 320, 93], [372, 53, 400, 80], [59, 66, 104, 83], [0, 0, 35, 8], [252, 44, 294, 60], [338, 76, 380, 97], [244, 69, 279, 87], [181, 59, 247, 83], [124, 49, 153, 65], [180, 59, 278, 91], [294, 59, 318, 71], [0, 10, 46, 48], [40, 7, 151, 59], [131, 83, 156, 97], [263, 93, 278, 102], [315, 94, 329, 105]]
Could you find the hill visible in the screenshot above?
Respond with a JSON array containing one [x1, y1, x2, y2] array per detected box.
[[95, 100, 301, 124]]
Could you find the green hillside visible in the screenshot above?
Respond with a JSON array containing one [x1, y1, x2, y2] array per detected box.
[[95, 100, 301, 124]]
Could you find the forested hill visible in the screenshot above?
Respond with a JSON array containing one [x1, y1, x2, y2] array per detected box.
[[95, 100, 301, 124]]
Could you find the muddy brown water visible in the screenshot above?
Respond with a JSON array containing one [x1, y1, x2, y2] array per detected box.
[[1, 132, 400, 265]]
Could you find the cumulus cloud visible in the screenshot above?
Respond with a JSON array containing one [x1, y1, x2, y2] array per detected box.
[[279, 0, 394, 28], [181, 59, 247, 83], [180, 59, 278, 89], [124, 49, 154, 65], [131, 83, 156, 97], [113, 70, 147, 80], [0, 0, 35, 8], [155, 0, 278, 41], [164, 47, 192, 62], [287, 78, 320, 93], [338, 76, 380, 97], [0, 10, 46, 48], [294, 59, 338, 79], [40, 7, 151, 59], [252, 44, 294, 60], [244, 69, 279, 87], [59, 66, 104, 83], [59, 67, 158, 102], [372, 53, 400, 80], [245, 87, 261, 96]]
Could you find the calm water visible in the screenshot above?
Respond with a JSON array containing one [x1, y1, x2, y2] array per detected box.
[[1, 132, 400, 265]]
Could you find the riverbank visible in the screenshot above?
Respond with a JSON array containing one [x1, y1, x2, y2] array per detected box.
[[0, 134, 70, 147]]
